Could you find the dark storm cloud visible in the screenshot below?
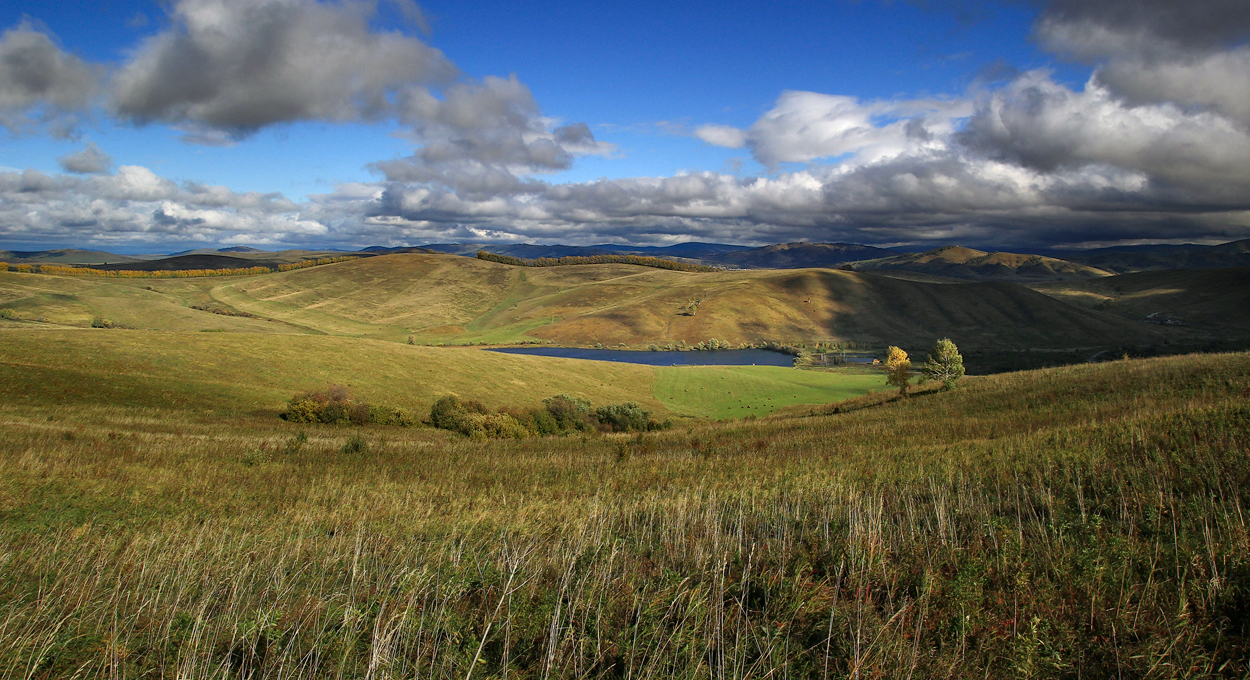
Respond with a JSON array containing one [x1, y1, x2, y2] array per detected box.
[[0, 23, 100, 134], [1036, 0, 1250, 58], [57, 142, 112, 174]]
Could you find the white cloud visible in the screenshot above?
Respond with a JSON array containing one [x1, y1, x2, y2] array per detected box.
[[697, 91, 972, 168], [694, 124, 746, 148]]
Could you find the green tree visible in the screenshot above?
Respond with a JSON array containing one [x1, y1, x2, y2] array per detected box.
[[923, 338, 965, 390], [884, 345, 912, 394]]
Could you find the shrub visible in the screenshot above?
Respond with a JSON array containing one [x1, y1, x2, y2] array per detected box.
[[283, 385, 401, 426], [428, 395, 495, 436], [544, 394, 593, 431], [91, 317, 115, 328], [594, 402, 659, 432], [0, 308, 17, 320]]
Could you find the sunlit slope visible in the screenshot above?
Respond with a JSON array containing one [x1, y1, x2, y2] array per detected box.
[[0, 271, 298, 333], [1033, 267, 1250, 338], [211, 253, 522, 339], [0, 328, 666, 415]]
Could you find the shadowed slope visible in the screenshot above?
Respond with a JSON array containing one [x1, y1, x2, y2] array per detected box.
[[843, 245, 1113, 281], [1033, 267, 1250, 338]]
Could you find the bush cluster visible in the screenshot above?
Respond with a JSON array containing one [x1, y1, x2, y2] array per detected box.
[[429, 393, 669, 440], [283, 385, 419, 426]]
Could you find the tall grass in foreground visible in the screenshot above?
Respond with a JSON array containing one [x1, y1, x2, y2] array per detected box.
[[1, 353, 1248, 678]]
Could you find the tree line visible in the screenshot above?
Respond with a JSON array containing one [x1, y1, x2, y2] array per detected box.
[[0, 256, 356, 279]]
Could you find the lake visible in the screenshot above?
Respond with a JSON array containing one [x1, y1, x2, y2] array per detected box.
[[487, 347, 875, 366]]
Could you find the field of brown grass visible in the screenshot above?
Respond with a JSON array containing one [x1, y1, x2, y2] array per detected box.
[[1, 352, 1247, 677]]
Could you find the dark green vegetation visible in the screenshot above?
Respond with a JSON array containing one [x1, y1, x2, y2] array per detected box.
[[428, 393, 668, 439], [1, 353, 1247, 677]]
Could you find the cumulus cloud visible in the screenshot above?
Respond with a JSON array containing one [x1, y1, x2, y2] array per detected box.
[[372, 75, 615, 194], [722, 92, 972, 167], [0, 165, 321, 248], [960, 71, 1250, 193], [6, 0, 1250, 251], [57, 142, 112, 174], [0, 23, 100, 134], [111, 0, 458, 136]]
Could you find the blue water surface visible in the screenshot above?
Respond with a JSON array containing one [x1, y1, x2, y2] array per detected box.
[[486, 347, 877, 367], [488, 347, 795, 366]]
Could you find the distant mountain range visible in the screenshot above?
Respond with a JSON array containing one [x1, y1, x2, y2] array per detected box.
[[3, 239, 1248, 281], [1052, 239, 1250, 273]]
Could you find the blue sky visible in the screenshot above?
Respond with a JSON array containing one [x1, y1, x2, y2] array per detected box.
[[0, 0, 1247, 252]]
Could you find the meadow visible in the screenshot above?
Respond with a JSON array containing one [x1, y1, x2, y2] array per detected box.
[[1, 351, 1248, 677], [653, 365, 887, 420]]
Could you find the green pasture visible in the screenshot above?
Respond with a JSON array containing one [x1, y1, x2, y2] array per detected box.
[[653, 364, 889, 419]]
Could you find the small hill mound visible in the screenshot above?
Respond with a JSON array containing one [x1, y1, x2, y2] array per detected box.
[[842, 246, 1112, 281]]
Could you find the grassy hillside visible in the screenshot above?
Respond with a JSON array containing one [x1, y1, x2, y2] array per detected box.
[[1, 352, 1246, 676], [3, 253, 1182, 352]]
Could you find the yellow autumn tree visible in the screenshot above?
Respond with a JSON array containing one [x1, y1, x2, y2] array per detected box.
[[885, 345, 912, 394]]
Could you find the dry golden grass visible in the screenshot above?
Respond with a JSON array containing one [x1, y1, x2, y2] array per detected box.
[[1, 352, 1248, 677]]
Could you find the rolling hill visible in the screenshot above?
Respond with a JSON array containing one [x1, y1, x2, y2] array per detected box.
[[5, 251, 1235, 361], [148, 252, 1178, 350], [840, 245, 1114, 281]]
